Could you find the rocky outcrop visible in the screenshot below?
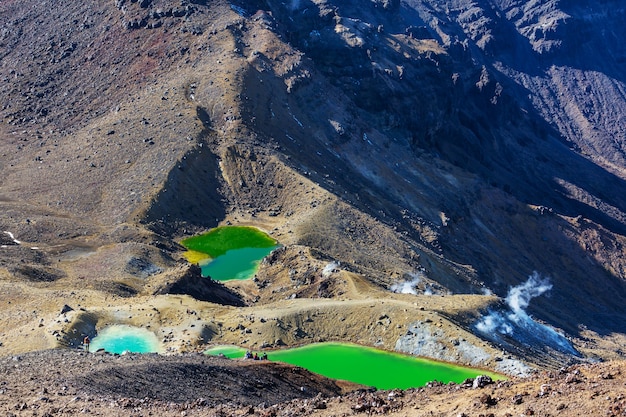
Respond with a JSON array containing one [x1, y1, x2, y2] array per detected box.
[[151, 264, 245, 307]]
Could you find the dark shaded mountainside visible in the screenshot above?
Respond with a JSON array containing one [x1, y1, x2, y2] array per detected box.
[[0, 0, 625, 374]]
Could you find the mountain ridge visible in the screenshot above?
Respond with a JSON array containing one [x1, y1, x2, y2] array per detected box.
[[0, 0, 625, 385]]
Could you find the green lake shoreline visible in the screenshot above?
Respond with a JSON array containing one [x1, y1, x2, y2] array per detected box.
[[205, 341, 505, 390], [181, 225, 280, 281]]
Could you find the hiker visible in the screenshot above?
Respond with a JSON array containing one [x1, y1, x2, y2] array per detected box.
[[261, 352, 268, 360], [253, 352, 259, 360], [245, 350, 253, 359], [83, 335, 90, 352]]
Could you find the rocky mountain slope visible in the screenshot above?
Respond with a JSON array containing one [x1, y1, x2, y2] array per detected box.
[[1, 0, 625, 400]]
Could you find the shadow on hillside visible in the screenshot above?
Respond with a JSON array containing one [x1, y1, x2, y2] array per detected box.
[[141, 141, 225, 236], [153, 264, 245, 307]]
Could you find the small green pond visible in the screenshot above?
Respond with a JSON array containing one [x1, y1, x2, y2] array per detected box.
[[90, 325, 161, 354], [205, 342, 503, 390], [181, 226, 280, 281]]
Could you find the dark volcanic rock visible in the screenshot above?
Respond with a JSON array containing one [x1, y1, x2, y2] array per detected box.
[[10, 265, 66, 282], [79, 356, 343, 405], [0, 349, 349, 409], [0, 232, 18, 246], [153, 264, 245, 307]]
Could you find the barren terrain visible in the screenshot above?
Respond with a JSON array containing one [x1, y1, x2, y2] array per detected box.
[[1, 0, 626, 415]]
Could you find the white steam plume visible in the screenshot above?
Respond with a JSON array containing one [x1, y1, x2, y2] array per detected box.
[[476, 272, 551, 334], [391, 271, 423, 295], [322, 262, 340, 278], [506, 272, 552, 314], [474, 272, 578, 355]]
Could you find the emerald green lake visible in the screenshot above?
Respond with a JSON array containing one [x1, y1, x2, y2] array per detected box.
[[199, 246, 278, 281], [181, 226, 279, 281], [89, 325, 161, 354], [205, 342, 502, 390]]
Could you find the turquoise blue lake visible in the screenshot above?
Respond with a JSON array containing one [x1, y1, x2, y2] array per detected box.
[[89, 325, 161, 354]]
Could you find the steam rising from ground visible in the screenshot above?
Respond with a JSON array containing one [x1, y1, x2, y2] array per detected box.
[[322, 262, 340, 278], [391, 272, 424, 295], [391, 271, 440, 295], [476, 272, 551, 336], [506, 273, 552, 314], [475, 272, 579, 356]]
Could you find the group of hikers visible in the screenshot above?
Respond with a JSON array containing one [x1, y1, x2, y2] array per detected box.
[[245, 350, 268, 360]]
